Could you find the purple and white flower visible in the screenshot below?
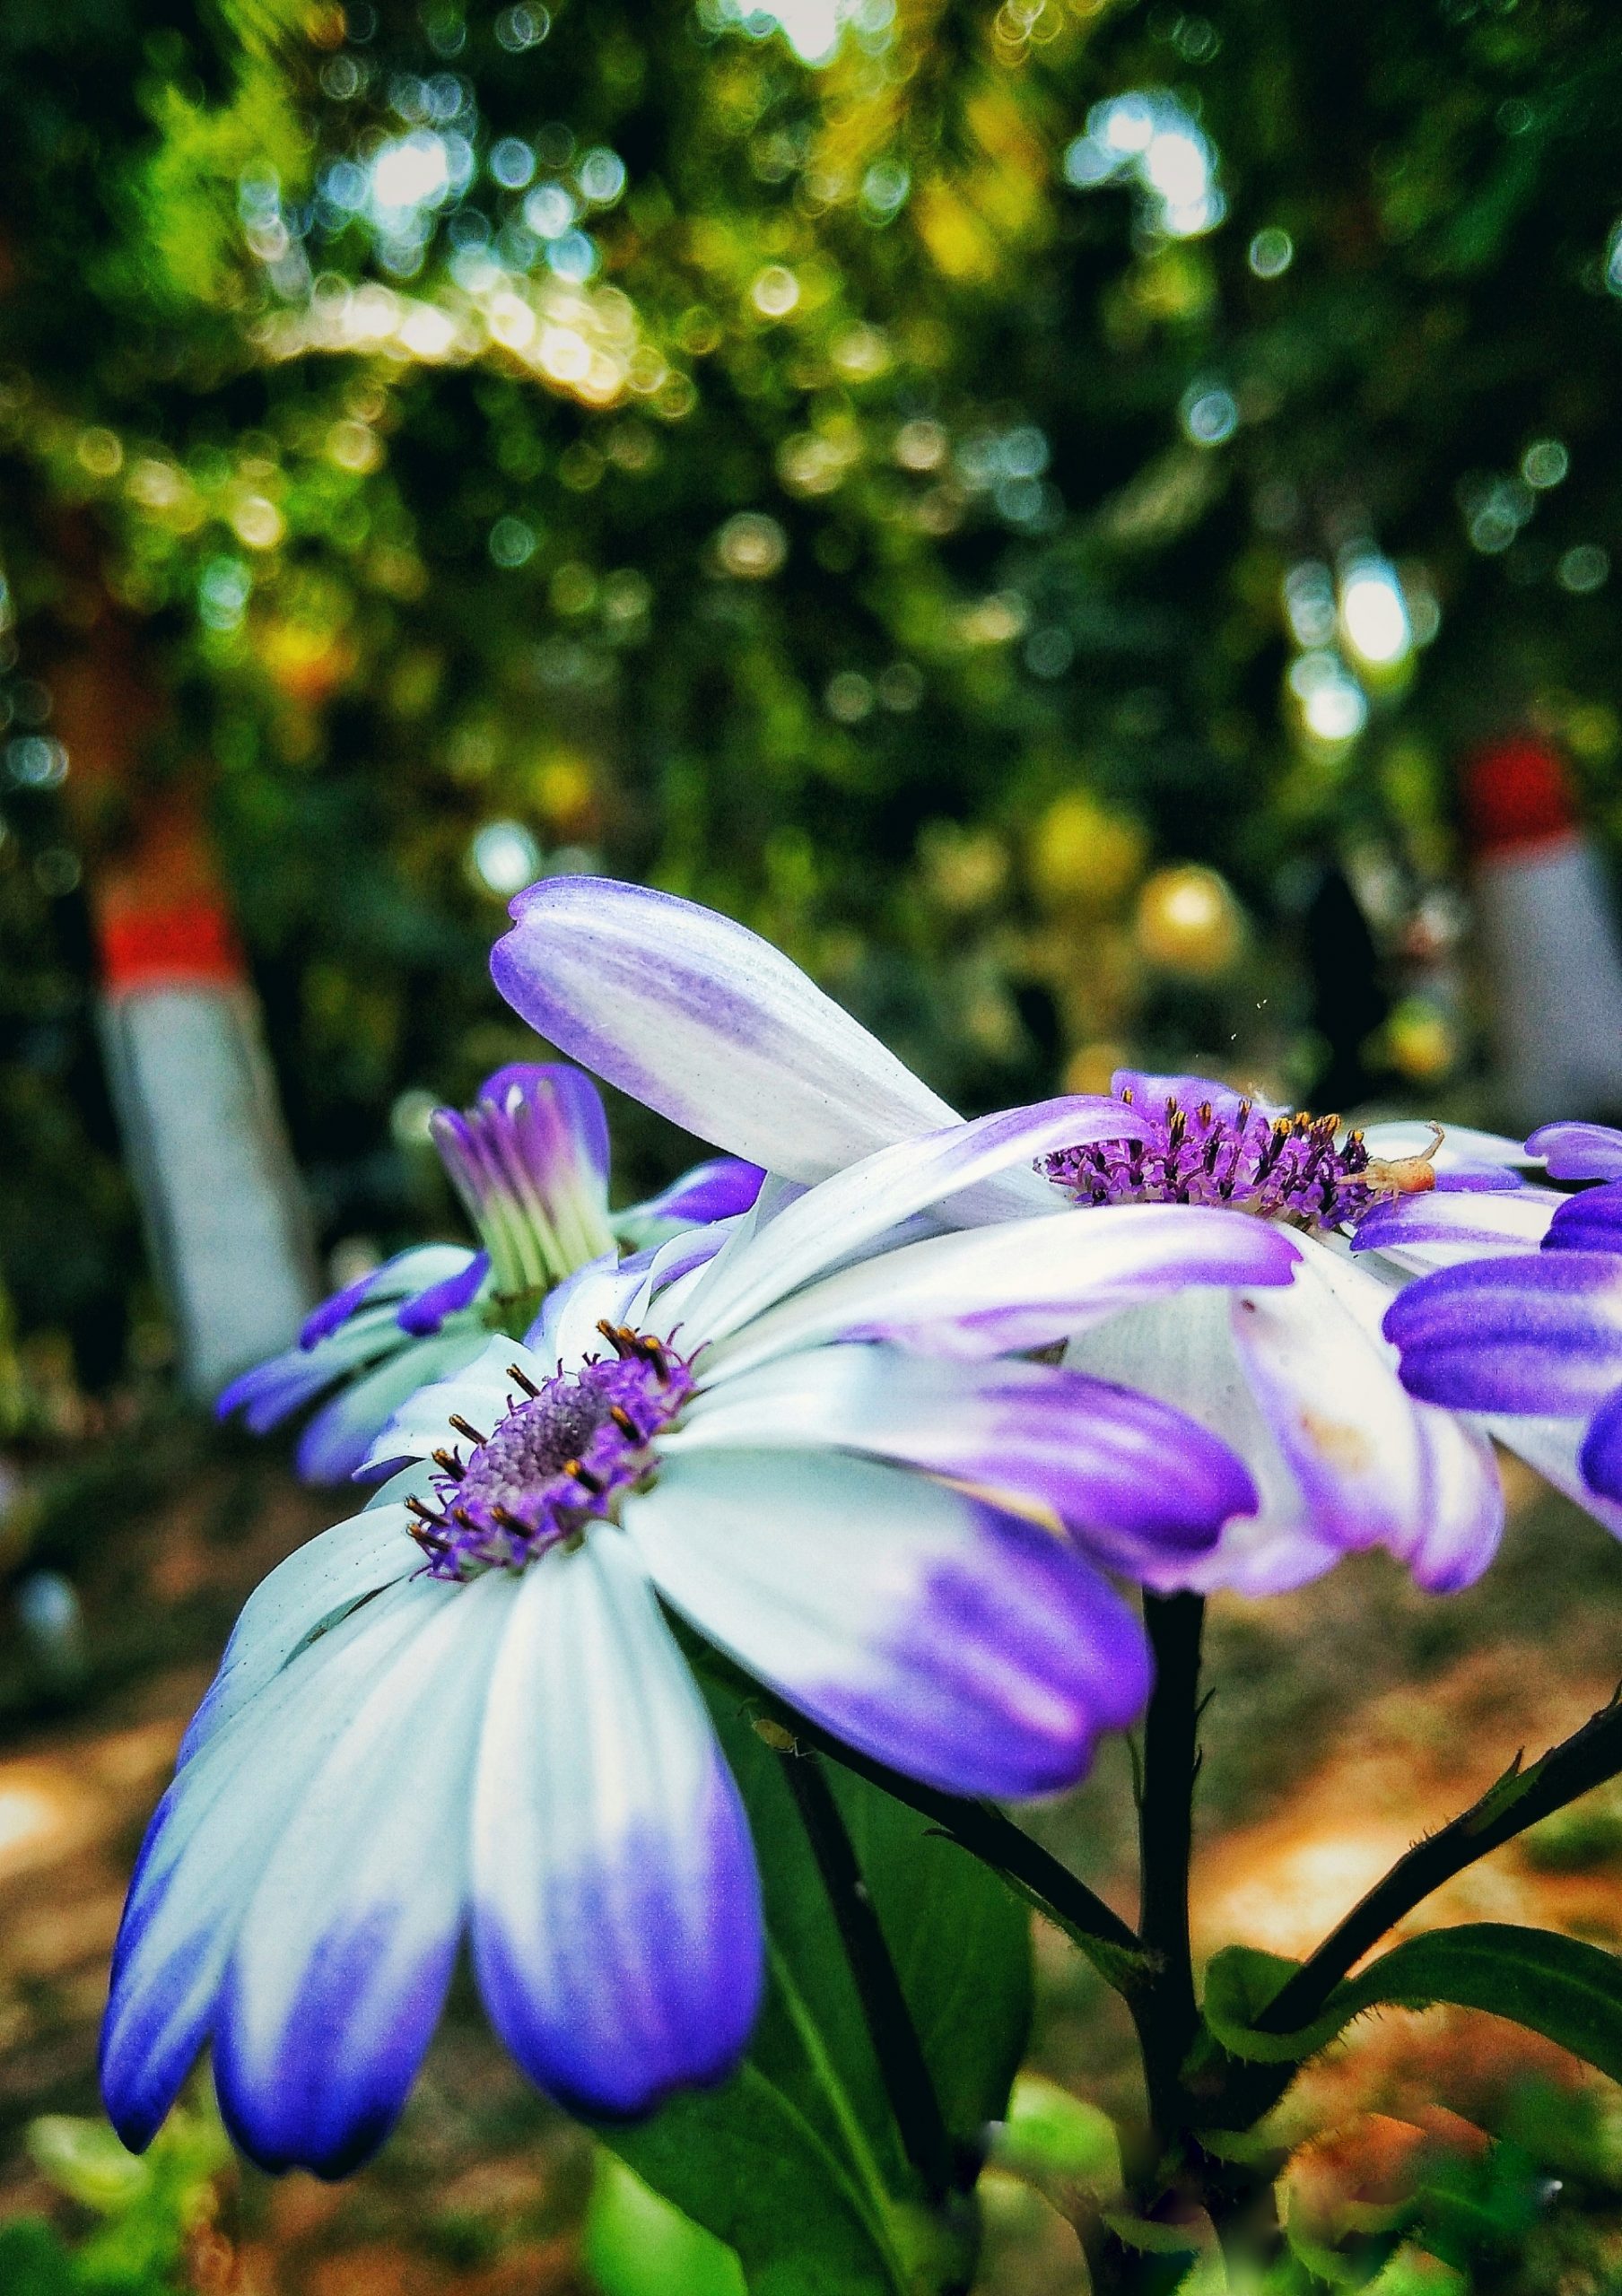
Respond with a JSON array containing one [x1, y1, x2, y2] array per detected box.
[[102, 1101, 1296, 2174], [493, 879, 1518, 1596], [218, 1061, 763, 1483], [1381, 1118, 1622, 1528]]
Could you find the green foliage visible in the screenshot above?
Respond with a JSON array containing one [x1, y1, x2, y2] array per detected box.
[[1522, 1776, 1622, 1872], [597, 1689, 1033, 2295], [1204, 1923, 1622, 2085], [133, 52, 314, 312], [986, 2070, 1122, 2194], [0, 2100, 231, 2294]]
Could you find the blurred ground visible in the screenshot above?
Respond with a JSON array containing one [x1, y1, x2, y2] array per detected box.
[[0, 1431, 1620, 2291]]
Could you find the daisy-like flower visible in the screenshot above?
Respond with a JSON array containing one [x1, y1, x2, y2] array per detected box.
[[492, 878, 1523, 1597], [1379, 1119, 1622, 1528], [102, 1101, 1296, 2174], [218, 1061, 762, 1483]]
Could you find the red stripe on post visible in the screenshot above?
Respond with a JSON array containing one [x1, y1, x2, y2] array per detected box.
[[100, 899, 247, 993], [1461, 735, 1580, 858]]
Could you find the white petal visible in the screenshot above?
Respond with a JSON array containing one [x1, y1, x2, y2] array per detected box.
[[701, 1203, 1300, 1380], [470, 1530, 761, 2116], [213, 1572, 511, 2175], [661, 1341, 1258, 1572], [1361, 1120, 1532, 1171], [301, 1330, 488, 1484], [681, 1100, 1147, 1346], [1487, 1413, 1622, 1541], [527, 1253, 651, 1369], [1230, 1242, 1435, 1554], [179, 1505, 419, 1765], [624, 1448, 1148, 1797], [101, 1578, 443, 2152], [1352, 1187, 1561, 1272], [1065, 1292, 1345, 1596], [362, 1335, 551, 1473]]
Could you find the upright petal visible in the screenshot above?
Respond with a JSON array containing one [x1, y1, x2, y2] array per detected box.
[[701, 1204, 1300, 1379], [491, 875, 958, 1181], [470, 1531, 762, 2118], [431, 1064, 615, 1292], [101, 1578, 442, 2154], [626, 1448, 1149, 1798], [212, 1573, 511, 2176], [683, 1100, 1146, 1345], [663, 1344, 1255, 1571], [1385, 1253, 1622, 1414]]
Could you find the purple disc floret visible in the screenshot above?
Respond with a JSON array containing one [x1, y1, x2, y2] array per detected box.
[[410, 1327, 697, 1578], [1042, 1073, 1378, 1230]]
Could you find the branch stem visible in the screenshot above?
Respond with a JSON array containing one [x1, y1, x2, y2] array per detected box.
[[1135, 1592, 1206, 2146], [795, 1723, 1142, 1976], [1257, 1685, 1622, 2038]]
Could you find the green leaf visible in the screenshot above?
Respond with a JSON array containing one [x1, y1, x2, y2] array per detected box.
[[601, 2055, 911, 2296], [988, 2074, 1121, 2194], [1204, 1923, 1622, 2083], [583, 2152, 748, 2296], [598, 1680, 1033, 2295]]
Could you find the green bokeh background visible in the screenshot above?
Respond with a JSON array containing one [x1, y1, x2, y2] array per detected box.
[[3, 0, 1621, 1388]]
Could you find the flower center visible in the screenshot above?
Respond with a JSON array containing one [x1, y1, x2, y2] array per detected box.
[[406, 1322, 696, 1579], [1042, 1083, 1380, 1232]]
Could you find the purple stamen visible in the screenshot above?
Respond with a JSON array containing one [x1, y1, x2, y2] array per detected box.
[[1042, 1081, 1377, 1232], [410, 1327, 696, 1580]]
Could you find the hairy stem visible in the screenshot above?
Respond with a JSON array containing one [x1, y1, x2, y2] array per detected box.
[[1256, 1683, 1622, 2039], [778, 1745, 964, 2206], [1134, 1593, 1206, 2148]]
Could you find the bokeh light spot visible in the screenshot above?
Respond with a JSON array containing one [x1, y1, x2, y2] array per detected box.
[[715, 511, 788, 578], [1248, 227, 1293, 278], [1557, 544, 1609, 595], [469, 819, 542, 895]]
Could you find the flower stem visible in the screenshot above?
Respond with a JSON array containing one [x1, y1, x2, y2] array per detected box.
[[1134, 1592, 1206, 2150], [778, 1744, 964, 2208]]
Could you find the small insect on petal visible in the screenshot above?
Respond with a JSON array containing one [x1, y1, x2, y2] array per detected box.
[[1365, 1122, 1444, 1201]]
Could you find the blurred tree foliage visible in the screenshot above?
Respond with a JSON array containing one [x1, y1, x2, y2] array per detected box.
[[3, 0, 1622, 1378]]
